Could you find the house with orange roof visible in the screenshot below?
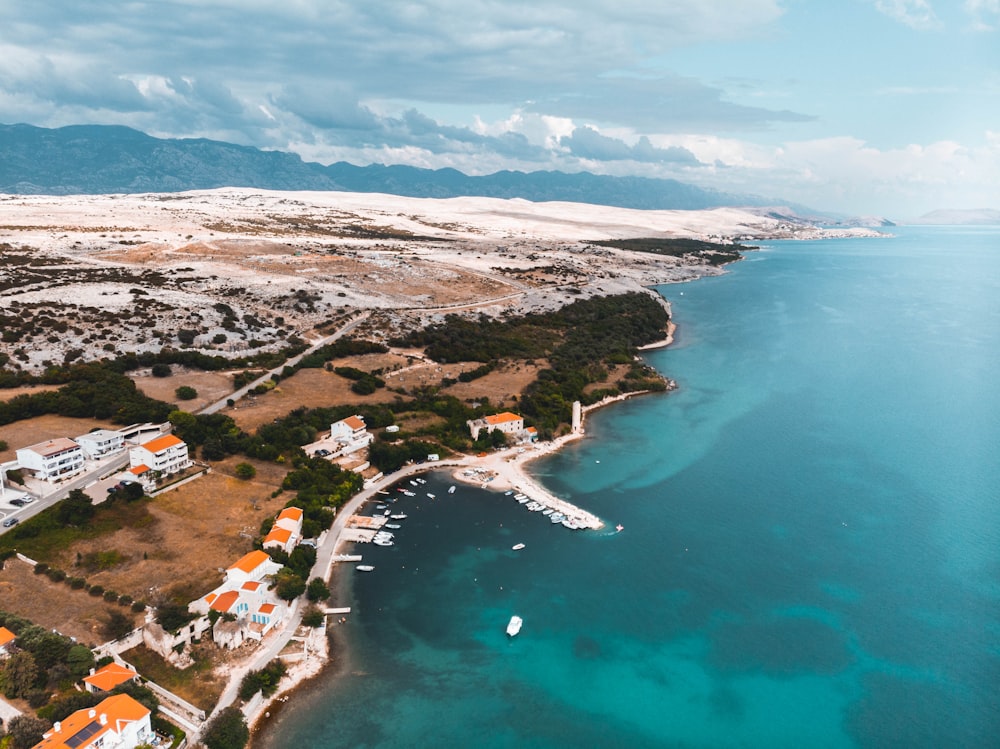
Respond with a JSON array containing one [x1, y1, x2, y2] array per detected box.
[[16, 438, 85, 481], [128, 433, 190, 479], [467, 411, 525, 441], [328, 414, 373, 455], [188, 549, 286, 649], [82, 662, 138, 693], [0, 625, 16, 655], [263, 506, 305, 553], [31, 692, 152, 749]]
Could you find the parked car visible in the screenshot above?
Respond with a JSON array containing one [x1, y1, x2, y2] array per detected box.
[[2, 518, 19, 528], [9, 499, 27, 507]]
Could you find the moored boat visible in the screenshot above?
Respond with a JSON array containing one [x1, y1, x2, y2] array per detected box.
[[506, 615, 523, 637], [357, 565, 375, 572], [512, 543, 525, 551]]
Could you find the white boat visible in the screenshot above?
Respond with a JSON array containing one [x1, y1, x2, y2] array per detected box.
[[385, 523, 401, 529], [416, 478, 426, 484], [527, 502, 543, 512], [376, 504, 387, 509], [550, 513, 564, 523], [517, 497, 530, 504], [506, 615, 523, 637], [390, 513, 408, 520], [427, 492, 436, 499], [448, 486, 456, 494], [409, 480, 418, 486], [512, 543, 525, 551], [403, 491, 416, 497], [514, 493, 527, 500], [504, 490, 514, 496], [542, 508, 553, 516], [357, 565, 375, 572], [373, 538, 393, 547]]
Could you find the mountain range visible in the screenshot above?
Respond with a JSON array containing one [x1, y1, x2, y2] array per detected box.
[[0, 122, 805, 212]]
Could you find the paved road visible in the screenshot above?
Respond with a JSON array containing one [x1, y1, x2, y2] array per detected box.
[[0, 452, 131, 534], [198, 312, 371, 416]]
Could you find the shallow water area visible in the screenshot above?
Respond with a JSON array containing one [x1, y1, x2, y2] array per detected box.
[[258, 227, 1000, 748]]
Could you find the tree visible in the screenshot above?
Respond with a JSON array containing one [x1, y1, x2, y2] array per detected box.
[[175, 385, 198, 400], [7, 715, 52, 749], [103, 609, 135, 641], [66, 644, 95, 678], [0, 651, 39, 698], [273, 571, 306, 602], [155, 602, 194, 633], [201, 706, 249, 749], [306, 577, 330, 602], [151, 363, 171, 377], [233, 462, 256, 480], [301, 606, 325, 628], [55, 489, 95, 527]]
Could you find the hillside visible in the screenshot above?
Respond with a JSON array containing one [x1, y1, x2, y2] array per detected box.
[[2, 122, 771, 211]]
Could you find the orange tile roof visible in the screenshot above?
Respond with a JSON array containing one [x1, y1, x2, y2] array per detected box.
[[343, 415, 366, 430], [258, 603, 276, 614], [276, 507, 303, 523], [0, 626, 15, 647], [484, 411, 522, 425], [82, 663, 138, 692], [129, 464, 150, 475], [209, 590, 240, 613], [33, 693, 149, 749], [264, 527, 292, 545], [228, 549, 270, 574], [241, 580, 262, 591], [139, 433, 184, 453]]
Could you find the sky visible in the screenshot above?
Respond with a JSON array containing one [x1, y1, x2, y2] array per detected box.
[[1, 0, 997, 218]]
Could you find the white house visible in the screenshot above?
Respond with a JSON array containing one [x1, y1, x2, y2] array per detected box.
[[329, 415, 373, 454], [16, 438, 85, 481], [128, 434, 190, 477], [466, 411, 525, 441], [75, 429, 125, 460], [189, 549, 286, 649], [262, 507, 304, 554], [32, 693, 153, 749]]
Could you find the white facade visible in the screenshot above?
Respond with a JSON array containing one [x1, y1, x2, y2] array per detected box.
[[75, 429, 125, 459], [16, 438, 85, 481], [128, 434, 190, 476]]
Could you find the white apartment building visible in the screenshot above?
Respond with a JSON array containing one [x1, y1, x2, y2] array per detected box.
[[75, 429, 125, 459], [16, 438, 85, 481], [128, 434, 190, 476]]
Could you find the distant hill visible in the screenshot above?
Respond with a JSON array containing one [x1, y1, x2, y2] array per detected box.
[[909, 208, 1000, 225], [1, 122, 788, 212]]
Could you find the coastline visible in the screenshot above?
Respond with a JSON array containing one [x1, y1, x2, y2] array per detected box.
[[244, 349, 674, 744]]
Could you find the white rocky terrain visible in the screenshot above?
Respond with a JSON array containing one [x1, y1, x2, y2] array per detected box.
[[0, 189, 880, 372]]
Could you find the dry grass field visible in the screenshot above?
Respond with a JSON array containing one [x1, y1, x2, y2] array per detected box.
[[0, 556, 144, 644], [54, 457, 287, 604], [129, 369, 239, 412]]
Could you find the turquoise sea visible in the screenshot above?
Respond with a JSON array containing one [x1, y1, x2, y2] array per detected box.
[[258, 227, 1000, 748]]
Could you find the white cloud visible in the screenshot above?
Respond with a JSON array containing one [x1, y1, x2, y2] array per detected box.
[[965, 0, 1000, 29], [873, 0, 941, 29]]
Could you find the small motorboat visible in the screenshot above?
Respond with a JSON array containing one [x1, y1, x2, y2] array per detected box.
[[385, 523, 401, 529], [357, 565, 375, 572], [512, 543, 525, 551], [506, 615, 523, 637], [390, 513, 408, 520], [448, 486, 456, 494], [427, 492, 436, 499]]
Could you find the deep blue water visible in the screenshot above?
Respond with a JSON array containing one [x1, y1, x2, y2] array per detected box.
[[259, 227, 1000, 748]]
